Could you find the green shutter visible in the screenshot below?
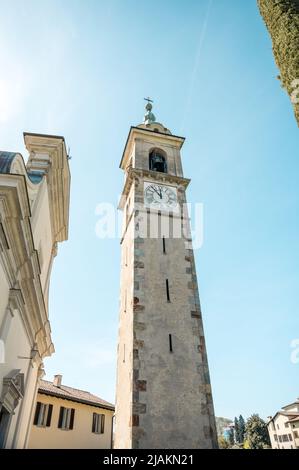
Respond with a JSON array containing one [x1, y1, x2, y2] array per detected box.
[[69, 408, 75, 430], [46, 404, 53, 427], [58, 407, 64, 428], [33, 402, 41, 425]]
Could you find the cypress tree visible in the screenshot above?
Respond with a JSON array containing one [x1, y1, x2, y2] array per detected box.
[[234, 416, 240, 443], [239, 415, 246, 443]]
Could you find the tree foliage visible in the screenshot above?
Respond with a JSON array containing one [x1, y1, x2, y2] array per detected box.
[[238, 415, 246, 443], [218, 435, 230, 449], [257, 0, 299, 126], [234, 416, 240, 443], [245, 414, 271, 449], [228, 427, 235, 446]]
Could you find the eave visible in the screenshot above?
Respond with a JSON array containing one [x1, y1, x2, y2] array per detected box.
[[119, 126, 185, 170], [38, 389, 115, 411]]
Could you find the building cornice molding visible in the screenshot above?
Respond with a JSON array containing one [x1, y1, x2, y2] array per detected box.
[[0, 177, 53, 358], [119, 167, 190, 209], [120, 126, 185, 170], [24, 133, 71, 243]]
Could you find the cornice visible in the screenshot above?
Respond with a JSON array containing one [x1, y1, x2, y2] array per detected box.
[[24, 133, 71, 243], [119, 167, 190, 209], [120, 126, 185, 170], [0, 177, 53, 358]]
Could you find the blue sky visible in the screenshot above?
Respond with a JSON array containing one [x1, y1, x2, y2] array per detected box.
[[0, 0, 298, 421]]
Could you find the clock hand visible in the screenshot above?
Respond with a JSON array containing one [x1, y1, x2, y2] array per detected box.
[[150, 186, 161, 197]]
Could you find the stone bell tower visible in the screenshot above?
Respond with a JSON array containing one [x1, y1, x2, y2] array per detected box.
[[114, 100, 217, 449]]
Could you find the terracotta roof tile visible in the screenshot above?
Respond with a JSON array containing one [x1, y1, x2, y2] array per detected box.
[[287, 415, 299, 423], [39, 380, 114, 411]]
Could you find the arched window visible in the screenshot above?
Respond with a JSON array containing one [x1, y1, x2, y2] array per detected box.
[[149, 149, 167, 173]]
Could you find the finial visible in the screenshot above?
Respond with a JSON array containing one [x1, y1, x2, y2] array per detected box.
[[143, 97, 156, 124]]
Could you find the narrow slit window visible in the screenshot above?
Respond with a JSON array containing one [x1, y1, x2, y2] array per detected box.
[[162, 236, 166, 254], [166, 279, 170, 302], [169, 334, 173, 352]]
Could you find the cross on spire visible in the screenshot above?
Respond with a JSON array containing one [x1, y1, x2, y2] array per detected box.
[[143, 96, 156, 124], [144, 97, 153, 104]]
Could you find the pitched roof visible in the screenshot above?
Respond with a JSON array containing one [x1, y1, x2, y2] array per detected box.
[[282, 400, 299, 410], [287, 415, 299, 423], [38, 379, 114, 411], [267, 410, 299, 423]]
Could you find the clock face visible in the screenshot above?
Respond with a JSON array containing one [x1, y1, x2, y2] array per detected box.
[[144, 182, 178, 212]]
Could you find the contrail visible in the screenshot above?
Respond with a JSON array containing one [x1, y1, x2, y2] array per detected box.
[[180, 0, 213, 133]]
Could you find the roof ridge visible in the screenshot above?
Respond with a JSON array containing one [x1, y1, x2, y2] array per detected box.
[[39, 379, 114, 407]]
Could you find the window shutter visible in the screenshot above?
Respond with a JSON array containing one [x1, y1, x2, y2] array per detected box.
[[92, 413, 96, 433], [101, 414, 105, 434], [69, 408, 75, 430], [33, 402, 41, 425], [58, 407, 64, 428], [46, 404, 53, 427]]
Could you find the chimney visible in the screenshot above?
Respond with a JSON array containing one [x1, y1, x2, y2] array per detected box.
[[53, 374, 62, 388]]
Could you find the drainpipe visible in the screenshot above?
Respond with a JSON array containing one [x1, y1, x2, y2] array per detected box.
[[110, 413, 115, 449]]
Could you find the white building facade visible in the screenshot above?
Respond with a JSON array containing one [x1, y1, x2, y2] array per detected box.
[[267, 398, 299, 449], [0, 133, 70, 448]]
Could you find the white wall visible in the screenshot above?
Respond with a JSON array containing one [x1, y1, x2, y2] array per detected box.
[[30, 180, 53, 298], [2, 307, 32, 448], [0, 263, 9, 332], [268, 414, 296, 449]]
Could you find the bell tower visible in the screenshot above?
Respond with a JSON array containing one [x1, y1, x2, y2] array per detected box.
[[114, 100, 217, 449]]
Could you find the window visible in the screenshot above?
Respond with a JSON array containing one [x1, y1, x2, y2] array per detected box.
[[274, 434, 278, 441], [282, 434, 288, 442], [169, 334, 173, 352], [0, 406, 11, 448], [278, 436, 282, 442], [162, 236, 166, 254], [285, 422, 289, 428], [166, 279, 170, 302], [289, 434, 292, 440], [277, 424, 279, 429], [92, 413, 105, 434], [58, 407, 75, 430], [149, 149, 167, 173], [33, 402, 53, 427], [125, 198, 131, 226], [294, 430, 298, 438]]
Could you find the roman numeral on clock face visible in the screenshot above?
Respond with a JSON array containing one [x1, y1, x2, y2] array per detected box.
[[144, 182, 177, 210]]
